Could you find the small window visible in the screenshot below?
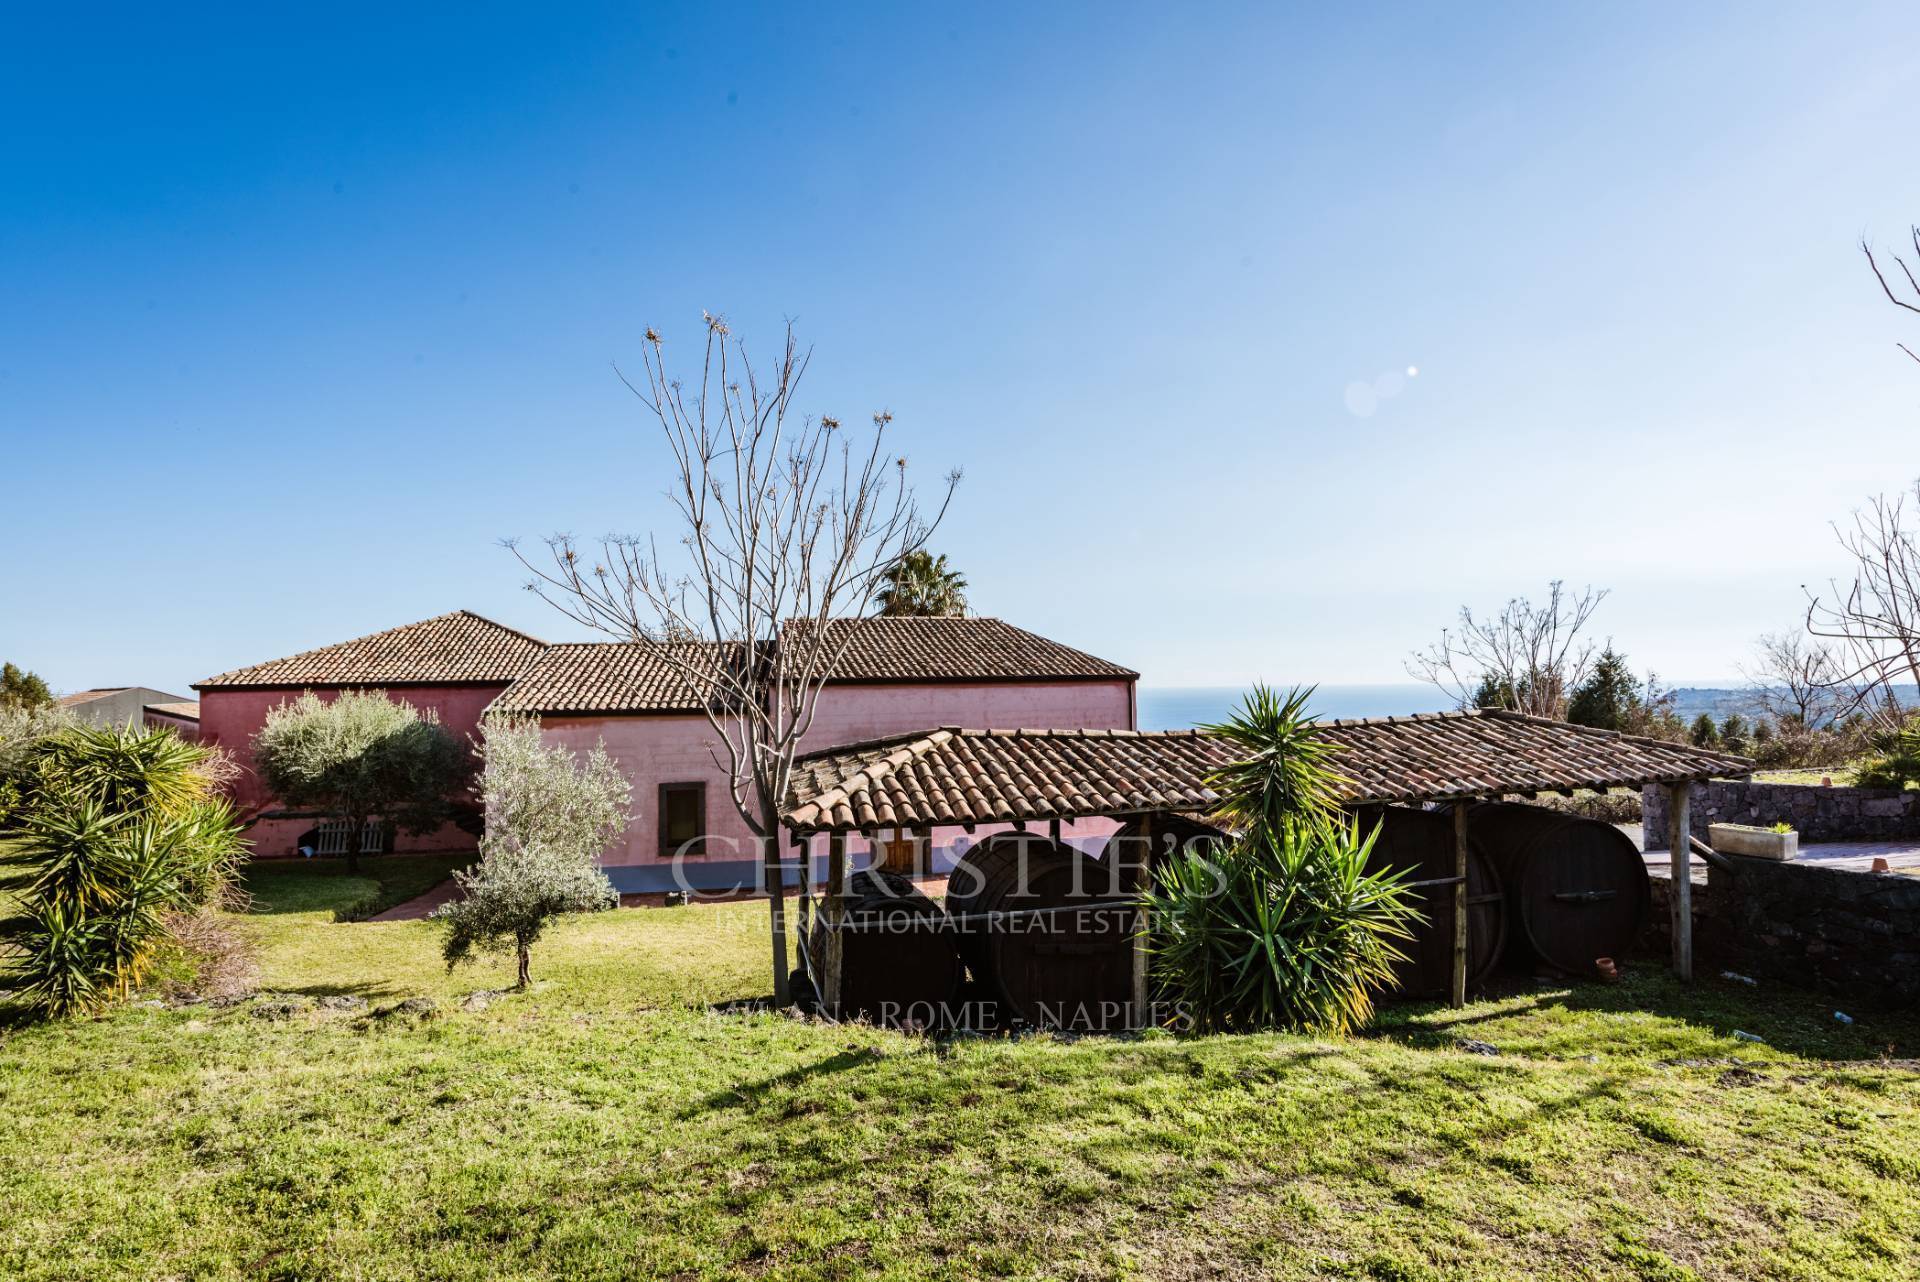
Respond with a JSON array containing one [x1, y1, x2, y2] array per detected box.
[[658, 783, 707, 857]]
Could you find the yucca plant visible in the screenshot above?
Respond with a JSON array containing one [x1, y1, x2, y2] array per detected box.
[[1200, 684, 1347, 839], [1148, 817, 1420, 1034], [9, 899, 114, 1017], [28, 723, 209, 819], [1148, 684, 1423, 1034], [3, 724, 246, 1018]]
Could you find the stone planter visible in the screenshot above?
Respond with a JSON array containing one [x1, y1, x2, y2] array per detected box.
[[1709, 823, 1799, 861]]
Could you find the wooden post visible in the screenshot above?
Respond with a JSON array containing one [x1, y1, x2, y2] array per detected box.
[[1450, 803, 1470, 1009], [788, 827, 807, 984], [824, 831, 848, 1016], [1668, 781, 1693, 981], [1129, 812, 1153, 1028]]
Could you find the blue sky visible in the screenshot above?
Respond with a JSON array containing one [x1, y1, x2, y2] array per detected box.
[[4, 2, 1919, 697]]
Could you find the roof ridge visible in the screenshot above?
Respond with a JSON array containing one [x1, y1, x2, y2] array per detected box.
[[1319, 709, 1476, 729], [451, 609, 549, 649], [1477, 707, 1754, 764], [197, 609, 548, 689]]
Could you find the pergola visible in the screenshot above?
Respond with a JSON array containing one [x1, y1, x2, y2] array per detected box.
[[782, 710, 1751, 1020]]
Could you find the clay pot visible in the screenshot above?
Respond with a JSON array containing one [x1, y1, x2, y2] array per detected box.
[[1594, 957, 1621, 983]]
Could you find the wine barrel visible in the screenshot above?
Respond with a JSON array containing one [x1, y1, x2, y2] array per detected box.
[[809, 868, 961, 1027], [1350, 805, 1506, 998], [1463, 802, 1650, 976], [946, 832, 1135, 1030], [1106, 811, 1232, 868]]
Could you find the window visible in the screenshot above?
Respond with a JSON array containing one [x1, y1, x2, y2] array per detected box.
[[658, 782, 707, 857]]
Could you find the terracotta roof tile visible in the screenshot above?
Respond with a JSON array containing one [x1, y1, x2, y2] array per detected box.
[[487, 642, 744, 715], [58, 688, 126, 707], [195, 611, 546, 688], [143, 701, 200, 720], [782, 711, 1753, 832], [782, 617, 1136, 682]]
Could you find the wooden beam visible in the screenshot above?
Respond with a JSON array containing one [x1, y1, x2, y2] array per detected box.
[[1049, 817, 1062, 845], [1129, 812, 1154, 1028], [1450, 804, 1470, 1009], [1668, 781, 1693, 981], [824, 831, 848, 1017]]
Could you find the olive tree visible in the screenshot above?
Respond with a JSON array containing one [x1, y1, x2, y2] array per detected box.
[[251, 691, 468, 873], [510, 313, 957, 1003], [433, 717, 630, 989]]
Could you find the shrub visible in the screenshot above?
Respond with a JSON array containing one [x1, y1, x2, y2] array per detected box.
[[1148, 817, 1420, 1034], [27, 723, 213, 818], [2, 725, 245, 1018], [253, 691, 469, 873], [1855, 718, 1920, 791], [1149, 685, 1422, 1034], [0, 702, 73, 829]]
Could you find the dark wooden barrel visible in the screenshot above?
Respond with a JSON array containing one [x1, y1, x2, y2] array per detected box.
[[1351, 805, 1507, 998], [1106, 812, 1232, 869], [808, 868, 961, 1027], [946, 832, 1134, 1030], [1464, 802, 1650, 976]]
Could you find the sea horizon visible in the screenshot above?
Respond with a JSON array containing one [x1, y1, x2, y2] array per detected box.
[[1137, 684, 1452, 732]]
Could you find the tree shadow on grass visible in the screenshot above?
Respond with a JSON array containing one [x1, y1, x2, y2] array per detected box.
[[1365, 967, 1920, 1064], [272, 980, 400, 1000], [682, 1047, 888, 1117]]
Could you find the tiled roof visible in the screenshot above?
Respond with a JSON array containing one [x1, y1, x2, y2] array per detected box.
[[1316, 709, 1751, 804], [782, 711, 1753, 832], [58, 688, 126, 707], [782, 616, 1136, 682], [196, 611, 546, 689], [487, 642, 745, 715], [143, 701, 201, 720], [787, 728, 1235, 831]]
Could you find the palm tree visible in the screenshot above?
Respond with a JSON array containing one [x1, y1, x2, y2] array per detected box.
[[872, 551, 969, 617]]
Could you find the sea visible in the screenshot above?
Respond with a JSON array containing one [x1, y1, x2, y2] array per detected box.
[[1137, 685, 1450, 732], [1140, 682, 1920, 731]]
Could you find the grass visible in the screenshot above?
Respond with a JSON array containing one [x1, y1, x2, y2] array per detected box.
[[1750, 767, 1859, 787], [2, 858, 1920, 1278]]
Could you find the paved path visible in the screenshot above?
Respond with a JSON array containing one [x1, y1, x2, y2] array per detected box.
[[1640, 840, 1920, 881], [370, 879, 461, 922]]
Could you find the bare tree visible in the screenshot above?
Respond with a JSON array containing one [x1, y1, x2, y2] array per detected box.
[[1740, 631, 1864, 730], [1806, 479, 1920, 729], [1406, 581, 1607, 720], [1862, 228, 1920, 366], [510, 313, 958, 1003]]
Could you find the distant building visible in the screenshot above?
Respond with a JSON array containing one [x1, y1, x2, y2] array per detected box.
[[58, 687, 202, 738]]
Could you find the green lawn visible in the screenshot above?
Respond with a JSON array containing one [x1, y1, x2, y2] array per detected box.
[[3, 857, 1920, 1279], [1749, 767, 1860, 787]]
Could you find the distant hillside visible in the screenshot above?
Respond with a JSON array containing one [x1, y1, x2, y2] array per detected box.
[[1663, 685, 1919, 724]]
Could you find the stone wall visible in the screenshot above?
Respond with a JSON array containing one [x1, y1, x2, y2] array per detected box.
[[1642, 779, 1920, 849], [1648, 858, 1920, 1006]]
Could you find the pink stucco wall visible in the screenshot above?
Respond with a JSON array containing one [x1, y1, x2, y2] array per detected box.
[[539, 714, 764, 866], [198, 684, 501, 857], [545, 678, 1136, 873]]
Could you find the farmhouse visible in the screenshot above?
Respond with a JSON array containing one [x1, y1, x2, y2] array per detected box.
[[194, 610, 1137, 888]]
